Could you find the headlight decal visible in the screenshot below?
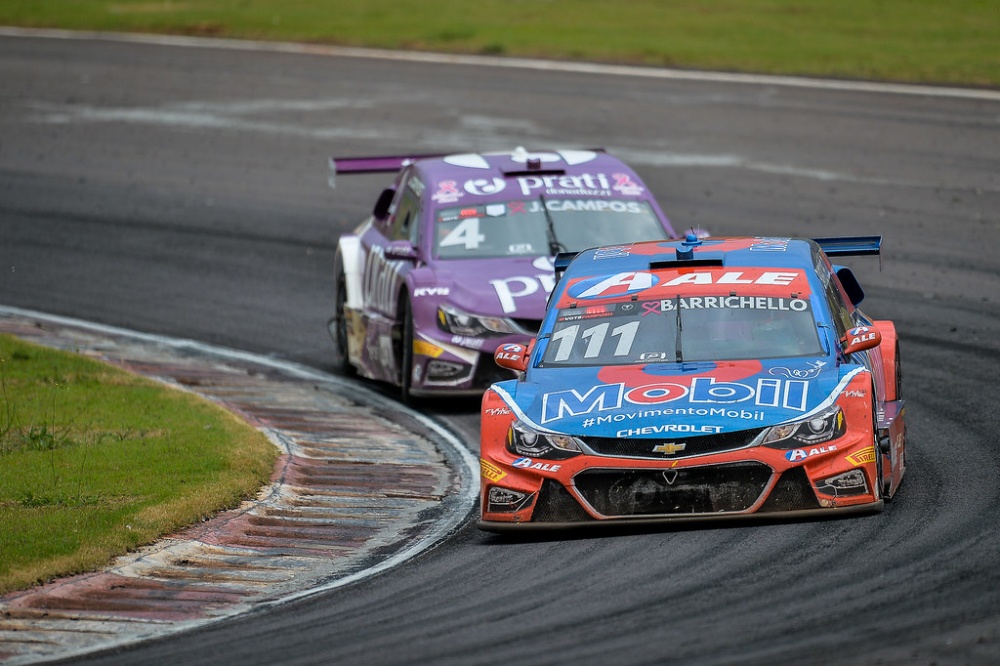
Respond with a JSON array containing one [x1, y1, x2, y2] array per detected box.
[[816, 469, 869, 497], [487, 486, 535, 513]]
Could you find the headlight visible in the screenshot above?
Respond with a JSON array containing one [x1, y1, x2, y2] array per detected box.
[[506, 420, 583, 460], [763, 405, 846, 449], [437, 303, 518, 337]]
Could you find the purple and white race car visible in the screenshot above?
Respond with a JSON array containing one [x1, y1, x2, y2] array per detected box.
[[328, 147, 679, 401]]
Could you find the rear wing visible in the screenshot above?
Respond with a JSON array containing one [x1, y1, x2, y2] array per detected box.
[[813, 235, 882, 257], [553, 251, 578, 284], [814, 235, 883, 307], [327, 153, 445, 189], [327, 147, 610, 189]]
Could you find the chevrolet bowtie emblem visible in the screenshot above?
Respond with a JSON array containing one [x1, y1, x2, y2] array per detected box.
[[653, 442, 687, 455]]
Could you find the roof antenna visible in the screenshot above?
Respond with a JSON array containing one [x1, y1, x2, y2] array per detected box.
[[675, 232, 702, 260]]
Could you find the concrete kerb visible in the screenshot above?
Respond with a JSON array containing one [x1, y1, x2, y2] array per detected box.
[[0, 305, 479, 665]]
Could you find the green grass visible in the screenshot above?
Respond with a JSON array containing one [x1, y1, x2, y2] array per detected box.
[[1, 1, 998, 87], [0, 334, 278, 594]]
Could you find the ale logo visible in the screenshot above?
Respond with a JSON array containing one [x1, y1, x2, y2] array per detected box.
[[567, 271, 658, 300]]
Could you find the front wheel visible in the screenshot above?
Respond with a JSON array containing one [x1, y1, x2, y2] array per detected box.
[[399, 295, 415, 405], [872, 398, 888, 502]]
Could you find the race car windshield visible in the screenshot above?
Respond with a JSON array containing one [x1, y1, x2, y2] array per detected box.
[[539, 295, 824, 366], [433, 199, 667, 259]]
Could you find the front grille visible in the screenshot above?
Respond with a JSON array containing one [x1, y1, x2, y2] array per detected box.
[[573, 462, 772, 517], [531, 480, 593, 522], [758, 467, 820, 512], [583, 428, 765, 459]]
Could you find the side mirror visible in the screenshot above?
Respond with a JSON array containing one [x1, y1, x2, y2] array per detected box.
[[494, 340, 534, 373], [372, 188, 395, 221], [841, 324, 882, 355], [385, 240, 419, 261]]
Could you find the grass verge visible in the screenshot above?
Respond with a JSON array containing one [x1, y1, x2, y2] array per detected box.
[[0, 334, 278, 594], [0, 1, 997, 87]]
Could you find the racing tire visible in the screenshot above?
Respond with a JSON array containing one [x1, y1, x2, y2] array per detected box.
[[872, 398, 888, 503], [330, 253, 355, 377], [399, 294, 415, 405]]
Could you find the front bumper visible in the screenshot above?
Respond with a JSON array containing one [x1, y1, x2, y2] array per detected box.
[[407, 331, 522, 396], [478, 432, 883, 530]]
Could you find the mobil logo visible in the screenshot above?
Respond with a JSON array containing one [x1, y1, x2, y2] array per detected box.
[[567, 271, 658, 300], [540, 377, 810, 424]]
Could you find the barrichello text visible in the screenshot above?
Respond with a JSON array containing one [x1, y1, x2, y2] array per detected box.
[[540, 377, 809, 424]]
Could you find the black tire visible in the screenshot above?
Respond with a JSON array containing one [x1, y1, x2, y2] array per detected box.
[[330, 252, 355, 376], [399, 294, 415, 405], [872, 397, 888, 502]]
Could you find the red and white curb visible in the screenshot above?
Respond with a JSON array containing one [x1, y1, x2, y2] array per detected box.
[[0, 306, 478, 665]]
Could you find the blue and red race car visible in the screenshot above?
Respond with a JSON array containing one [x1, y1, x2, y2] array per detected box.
[[479, 235, 907, 530], [328, 148, 679, 401]]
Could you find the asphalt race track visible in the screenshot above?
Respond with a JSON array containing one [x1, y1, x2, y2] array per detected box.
[[2, 32, 1000, 665]]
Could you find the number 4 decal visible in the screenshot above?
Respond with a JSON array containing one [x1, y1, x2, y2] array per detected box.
[[440, 218, 485, 250]]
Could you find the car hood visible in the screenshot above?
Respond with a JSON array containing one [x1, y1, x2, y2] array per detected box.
[[492, 358, 864, 437], [419, 256, 555, 319]]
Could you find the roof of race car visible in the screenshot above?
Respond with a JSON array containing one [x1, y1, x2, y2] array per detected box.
[[559, 236, 817, 281], [549, 235, 883, 310], [556, 234, 880, 279], [408, 148, 639, 184], [333, 147, 637, 178], [548, 236, 820, 310]]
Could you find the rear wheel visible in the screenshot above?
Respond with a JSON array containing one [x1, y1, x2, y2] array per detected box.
[[329, 253, 355, 376]]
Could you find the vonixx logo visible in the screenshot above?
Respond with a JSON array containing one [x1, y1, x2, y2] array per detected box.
[[540, 378, 809, 424]]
